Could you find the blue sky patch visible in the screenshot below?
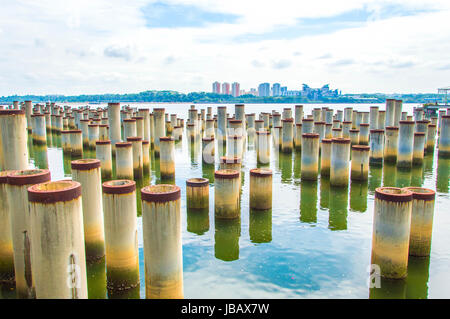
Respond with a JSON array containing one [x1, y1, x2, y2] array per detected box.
[[141, 2, 240, 28]]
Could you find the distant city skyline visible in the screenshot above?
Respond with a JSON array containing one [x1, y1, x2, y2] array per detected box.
[[211, 81, 341, 98]]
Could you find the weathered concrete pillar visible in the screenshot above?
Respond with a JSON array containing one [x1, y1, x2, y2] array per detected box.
[[279, 108, 290, 121], [69, 116, 76, 129], [337, 109, 344, 122], [69, 130, 83, 158], [332, 119, 340, 129], [235, 104, 245, 122], [28, 180, 87, 299], [342, 121, 352, 139], [149, 113, 155, 147], [205, 119, 215, 138], [351, 145, 370, 181], [332, 128, 342, 138], [0, 171, 14, 284], [426, 124, 437, 153], [378, 110, 386, 130], [254, 120, 264, 132], [186, 178, 209, 209], [219, 156, 241, 173], [217, 106, 227, 142], [369, 129, 384, 166], [325, 123, 332, 139], [355, 112, 363, 128], [227, 135, 243, 160], [107, 103, 121, 151], [256, 131, 270, 165], [229, 119, 244, 137], [402, 187, 435, 257], [295, 124, 302, 151], [96, 140, 112, 179], [61, 130, 71, 154], [438, 115, 450, 158], [281, 119, 294, 153], [349, 129, 360, 146], [24, 101, 33, 132], [313, 121, 325, 146], [138, 109, 150, 141], [325, 109, 333, 125], [246, 113, 255, 130], [71, 159, 105, 262], [359, 123, 370, 145], [123, 119, 137, 142], [44, 112, 52, 132], [132, 116, 144, 139], [102, 180, 139, 292], [361, 111, 370, 125], [295, 106, 304, 124], [99, 124, 108, 141], [172, 126, 182, 141], [370, 106, 379, 130], [0, 110, 29, 170], [153, 108, 166, 156], [160, 136, 175, 180], [63, 116, 69, 130], [385, 99, 395, 127], [302, 118, 314, 134], [384, 126, 399, 163], [249, 168, 272, 210], [261, 113, 270, 130], [330, 138, 351, 187], [320, 139, 332, 177], [141, 184, 183, 299], [31, 114, 47, 145], [202, 137, 215, 164], [393, 100, 403, 127], [398, 120, 415, 169], [115, 142, 133, 179], [214, 169, 240, 219], [413, 108, 423, 121], [54, 115, 63, 133], [312, 108, 321, 122], [344, 107, 353, 122], [412, 132, 425, 166], [415, 120, 429, 148], [186, 123, 196, 142], [301, 133, 319, 181], [371, 187, 412, 279], [7, 169, 51, 298], [142, 140, 150, 172], [272, 126, 281, 150], [88, 124, 99, 150], [127, 137, 143, 179]]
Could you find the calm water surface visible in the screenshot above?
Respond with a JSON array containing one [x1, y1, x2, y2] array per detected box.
[[1, 103, 449, 299]]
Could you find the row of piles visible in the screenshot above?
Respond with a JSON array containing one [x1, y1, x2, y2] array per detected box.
[[0, 163, 183, 299]]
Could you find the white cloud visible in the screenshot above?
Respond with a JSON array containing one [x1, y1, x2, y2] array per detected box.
[[0, 0, 449, 95]]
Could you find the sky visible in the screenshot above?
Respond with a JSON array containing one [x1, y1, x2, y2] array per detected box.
[[0, 0, 450, 96]]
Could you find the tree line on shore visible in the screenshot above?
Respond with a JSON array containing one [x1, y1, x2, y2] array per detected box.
[[0, 90, 440, 104]]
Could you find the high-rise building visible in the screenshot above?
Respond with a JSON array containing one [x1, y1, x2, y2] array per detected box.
[[232, 82, 240, 97], [280, 86, 287, 95], [222, 82, 231, 95], [258, 83, 270, 97], [272, 83, 281, 96], [212, 81, 221, 94]]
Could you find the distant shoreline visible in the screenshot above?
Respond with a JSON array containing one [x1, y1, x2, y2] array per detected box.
[[0, 90, 439, 104]]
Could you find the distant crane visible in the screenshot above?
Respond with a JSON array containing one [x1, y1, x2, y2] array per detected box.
[[438, 86, 450, 105], [424, 87, 450, 117]]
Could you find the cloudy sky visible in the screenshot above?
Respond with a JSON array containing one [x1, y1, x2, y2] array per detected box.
[[1, 0, 449, 96]]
